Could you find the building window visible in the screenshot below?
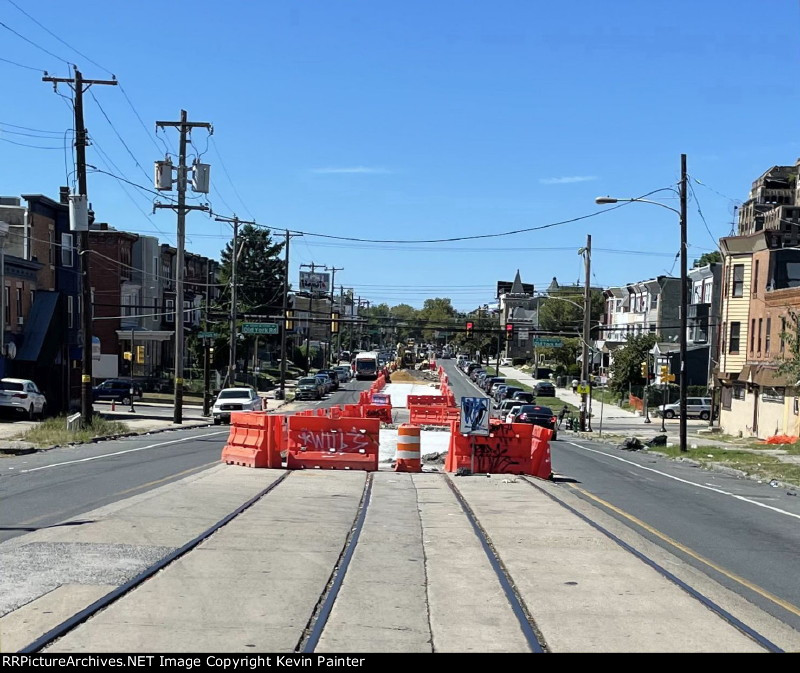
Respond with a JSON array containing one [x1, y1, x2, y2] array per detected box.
[[762, 387, 785, 403], [67, 296, 74, 328], [794, 397, 799, 416], [49, 230, 54, 265], [30, 290, 34, 308], [721, 385, 732, 410], [750, 318, 755, 353], [166, 299, 174, 323], [757, 318, 763, 353], [732, 383, 746, 400], [61, 233, 73, 267], [753, 260, 759, 297], [729, 322, 741, 353], [781, 317, 786, 353], [15, 288, 22, 321], [650, 294, 658, 309], [4, 287, 9, 324], [765, 317, 771, 355], [732, 264, 744, 297], [649, 324, 656, 332]]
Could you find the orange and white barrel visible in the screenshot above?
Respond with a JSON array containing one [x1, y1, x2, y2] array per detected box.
[[395, 423, 422, 473]]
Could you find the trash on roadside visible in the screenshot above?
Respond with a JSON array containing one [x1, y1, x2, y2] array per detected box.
[[646, 435, 667, 447], [708, 454, 714, 458], [618, 437, 644, 451], [769, 479, 779, 488], [788, 491, 797, 496], [455, 467, 472, 477]]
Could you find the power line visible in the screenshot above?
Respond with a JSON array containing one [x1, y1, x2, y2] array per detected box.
[[0, 19, 73, 66], [0, 136, 66, 150], [0, 120, 63, 134], [209, 136, 256, 221], [118, 83, 170, 156], [0, 55, 47, 72], [687, 179, 723, 252]]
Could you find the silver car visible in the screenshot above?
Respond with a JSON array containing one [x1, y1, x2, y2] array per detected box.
[[662, 397, 712, 420]]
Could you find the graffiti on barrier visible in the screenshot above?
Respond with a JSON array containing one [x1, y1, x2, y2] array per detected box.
[[470, 424, 522, 472], [293, 428, 372, 453]]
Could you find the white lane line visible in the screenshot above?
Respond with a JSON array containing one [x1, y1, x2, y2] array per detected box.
[[566, 441, 800, 521], [20, 432, 227, 473]]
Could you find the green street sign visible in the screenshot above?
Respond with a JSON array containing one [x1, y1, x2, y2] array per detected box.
[[241, 322, 279, 335], [197, 331, 218, 339], [532, 337, 563, 348]]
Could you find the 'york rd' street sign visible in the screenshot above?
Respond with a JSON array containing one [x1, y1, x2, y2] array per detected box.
[[241, 323, 279, 335], [532, 337, 563, 348]]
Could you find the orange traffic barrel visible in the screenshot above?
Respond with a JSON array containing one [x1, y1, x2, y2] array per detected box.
[[395, 423, 422, 472]]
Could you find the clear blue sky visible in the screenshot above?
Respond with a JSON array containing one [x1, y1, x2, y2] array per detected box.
[[2, 0, 799, 311]]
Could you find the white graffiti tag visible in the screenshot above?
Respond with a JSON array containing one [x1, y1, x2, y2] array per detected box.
[[294, 428, 372, 453]]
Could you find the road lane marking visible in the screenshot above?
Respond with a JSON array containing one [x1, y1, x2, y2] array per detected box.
[[565, 440, 800, 521], [566, 483, 800, 618], [19, 432, 227, 474], [110, 461, 219, 498]]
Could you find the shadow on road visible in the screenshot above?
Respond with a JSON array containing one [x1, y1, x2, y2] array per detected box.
[[0, 519, 96, 533]]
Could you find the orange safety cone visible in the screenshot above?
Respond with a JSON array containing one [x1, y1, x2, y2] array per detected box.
[[395, 423, 422, 473]]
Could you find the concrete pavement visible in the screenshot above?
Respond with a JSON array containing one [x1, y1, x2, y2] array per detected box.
[[3, 466, 794, 653]]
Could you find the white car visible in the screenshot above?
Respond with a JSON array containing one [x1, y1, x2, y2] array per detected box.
[[212, 388, 263, 425], [0, 378, 47, 420], [505, 405, 522, 423], [333, 366, 351, 383]]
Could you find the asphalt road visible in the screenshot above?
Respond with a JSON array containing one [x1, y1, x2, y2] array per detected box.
[[440, 358, 800, 633], [0, 378, 373, 544]]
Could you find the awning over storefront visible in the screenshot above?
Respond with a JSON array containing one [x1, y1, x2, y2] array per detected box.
[[738, 364, 792, 388], [17, 291, 60, 362]]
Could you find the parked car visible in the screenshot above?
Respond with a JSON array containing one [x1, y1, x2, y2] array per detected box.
[[315, 373, 332, 394], [534, 381, 556, 397], [514, 405, 558, 440], [317, 369, 340, 391], [662, 397, 713, 420], [498, 386, 523, 402], [494, 385, 509, 402], [92, 379, 143, 405], [466, 363, 482, 375], [500, 357, 513, 366], [489, 381, 507, 397], [505, 405, 522, 423], [294, 377, 324, 401], [483, 376, 505, 393], [494, 399, 522, 418], [211, 387, 263, 424], [470, 368, 486, 382], [333, 366, 351, 383], [0, 378, 47, 419], [511, 391, 535, 404]]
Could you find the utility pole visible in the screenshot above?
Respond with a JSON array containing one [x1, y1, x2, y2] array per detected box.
[[279, 230, 302, 400], [580, 234, 592, 432], [43, 68, 117, 427], [338, 284, 345, 362], [202, 263, 213, 416], [326, 266, 343, 366], [679, 153, 688, 453], [300, 262, 323, 374], [214, 215, 255, 389], [155, 110, 212, 424]]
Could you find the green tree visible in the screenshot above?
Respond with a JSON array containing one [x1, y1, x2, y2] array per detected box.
[[692, 251, 722, 268], [540, 337, 581, 375], [538, 290, 604, 333], [777, 308, 800, 383], [418, 297, 457, 341], [608, 333, 658, 394]]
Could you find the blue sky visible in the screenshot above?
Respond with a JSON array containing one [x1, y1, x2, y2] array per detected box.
[[2, 0, 799, 311]]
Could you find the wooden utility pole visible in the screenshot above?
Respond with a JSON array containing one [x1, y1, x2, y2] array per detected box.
[[580, 234, 592, 432], [278, 230, 302, 399], [300, 262, 323, 374], [326, 266, 343, 366], [155, 111, 211, 423], [43, 68, 117, 426], [679, 154, 688, 452]]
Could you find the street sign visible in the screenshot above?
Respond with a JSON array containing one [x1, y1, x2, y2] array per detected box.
[[241, 323, 279, 335], [460, 397, 490, 436], [532, 337, 563, 348], [197, 331, 218, 339], [576, 383, 590, 394]]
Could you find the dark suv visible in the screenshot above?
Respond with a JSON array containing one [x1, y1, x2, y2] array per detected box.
[[317, 369, 340, 391], [92, 379, 143, 405]]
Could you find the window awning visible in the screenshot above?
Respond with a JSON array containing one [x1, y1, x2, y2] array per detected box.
[[17, 291, 60, 362]]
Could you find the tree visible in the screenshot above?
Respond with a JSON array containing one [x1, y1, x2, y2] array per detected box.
[[418, 297, 457, 341], [540, 337, 581, 375], [692, 251, 722, 268], [538, 290, 604, 333], [608, 333, 658, 394], [217, 224, 285, 375], [777, 308, 800, 383]]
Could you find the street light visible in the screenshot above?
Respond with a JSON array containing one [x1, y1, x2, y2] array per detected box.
[[594, 153, 688, 453]]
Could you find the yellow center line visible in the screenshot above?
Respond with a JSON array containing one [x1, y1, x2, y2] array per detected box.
[[110, 462, 218, 498], [567, 482, 800, 618]]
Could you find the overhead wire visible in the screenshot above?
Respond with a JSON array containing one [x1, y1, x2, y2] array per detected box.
[[0, 55, 48, 72], [209, 136, 256, 221], [0, 19, 73, 66]]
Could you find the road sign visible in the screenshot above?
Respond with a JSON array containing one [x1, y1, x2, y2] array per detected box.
[[532, 337, 563, 348], [197, 331, 218, 339], [660, 374, 676, 383], [576, 383, 590, 394], [241, 323, 279, 335], [460, 397, 490, 436]]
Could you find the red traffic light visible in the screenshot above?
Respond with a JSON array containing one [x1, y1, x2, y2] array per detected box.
[[505, 323, 513, 332], [466, 321, 474, 330]]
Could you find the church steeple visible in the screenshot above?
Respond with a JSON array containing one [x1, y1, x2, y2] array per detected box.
[[510, 269, 524, 294]]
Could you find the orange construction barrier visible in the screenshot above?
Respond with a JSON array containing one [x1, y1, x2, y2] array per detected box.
[[286, 416, 379, 471], [444, 421, 552, 478], [342, 404, 364, 418], [395, 423, 422, 472], [407, 394, 449, 407], [221, 411, 283, 468], [761, 434, 799, 444], [409, 406, 460, 426]]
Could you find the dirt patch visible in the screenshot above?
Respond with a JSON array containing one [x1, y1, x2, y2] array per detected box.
[[389, 369, 435, 383]]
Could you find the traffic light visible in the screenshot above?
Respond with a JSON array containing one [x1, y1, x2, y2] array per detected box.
[[505, 323, 514, 336], [123, 351, 132, 361], [465, 321, 474, 337], [136, 345, 145, 364], [285, 310, 294, 332], [640, 361, 648, 378], [331, 312, 339, 334]]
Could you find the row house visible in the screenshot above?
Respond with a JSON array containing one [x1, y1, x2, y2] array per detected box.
[[0, 191, 80, 413], [718, 229, 800, 438]]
